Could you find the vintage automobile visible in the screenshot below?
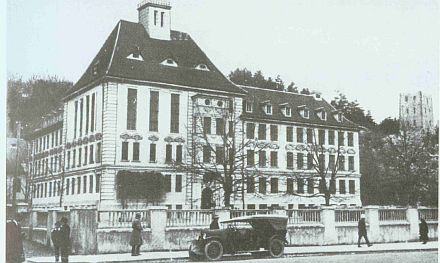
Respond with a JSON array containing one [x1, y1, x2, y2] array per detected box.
[[189, 214, 288, 261]]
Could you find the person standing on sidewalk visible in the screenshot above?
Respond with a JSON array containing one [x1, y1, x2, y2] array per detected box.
[[59, 217, 71, 263], [130, 213, 143, 256], [210, 214, 220, 230], [6, 216, 25, 263], [358, 214, 372, 247], [51, 221, 62, 262], [419, 218, 429, 244]]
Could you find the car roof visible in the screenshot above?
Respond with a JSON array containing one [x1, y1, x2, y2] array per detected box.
[[220, 214, 288, 223]]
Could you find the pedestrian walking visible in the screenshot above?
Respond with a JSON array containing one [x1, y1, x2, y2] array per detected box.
[[419, 218, 429, 244], [210, 214, 220, 230], [59, 217, 71, 263], [130, 213, 143, 256], [6, 216, 25, 263], [51, 221, 62, 262], [358, 214, 372, 247]]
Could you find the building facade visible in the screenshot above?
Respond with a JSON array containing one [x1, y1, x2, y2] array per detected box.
[[27, 0, 361, 212], [399, 91, 434, 131]]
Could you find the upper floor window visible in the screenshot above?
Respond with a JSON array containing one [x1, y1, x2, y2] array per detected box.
[[270, 125, 278, 141], [170, 94, 180, 133], [258, 124, 266, 140], [126, 52, 144, 61], [265, 104, 272, 115], [203, 117, 211, 134], [127, 89, 137, 130], [154, 10, 158, 25], [149, 91, 159, 132], [285, 106, 291, 117], [246, 123, 255, 139], [286, 126, 293, 142], [299, 106, 309, 119], [160, 12, 165, 27], [161, 58, 178, 67], [245, 101, 253, 113], [348, 132, 354, 146]]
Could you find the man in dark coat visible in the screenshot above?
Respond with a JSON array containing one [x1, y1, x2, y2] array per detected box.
[[59, 217, 71, 263], [6, 218, 25, 263], [51, 221, 62, 262], [130, 213, 143, 256], [419, 218, 429, 244], [209, 214, 220, 230], [358, 214, 372, 247]]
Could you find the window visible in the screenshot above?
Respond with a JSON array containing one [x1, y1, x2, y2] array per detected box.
[[246, 123, 255, 139], [165, 144, 172, 163], [86, 95, 90, 133], [270, 178, 278, 193], [247, 177, 255, 193], [297, 179, 304, 193], [339, 180, 346, 194], [307, 129, 313, 143], [287, 152, 294, 169], [348, 156, 355, 170], [259, 204, 267, 209], [247, 204, 255, 209], [286, 127, 293, 142], [74, 101, 78, 138], [319, 154, 325, 171], [165, 175, 172, 192], [149, 91, 159, 132], [258, 124, 266, 140], [88, 175, 94, 193], [203, 146, 211, 163], [160, 12, 165, 27], [285, 106, 291, 117], [176, 145, 183, 164], [307, 178, 314, 194], [51, 133, 54, 148], [328, 130, 335, 145], [150, 144, 156, 162], [266, 104, 272, 115], [67, 151, 71, 169], [303, 109, 309, 118], [96, 174, 101, 193], [122, 142, 129, 161], [318, 129, 325, 145], [247, 150, 255, 166], [228, 121, 234, 138], [154, 10, 158, 25], [259, 177, 266, 194], [91, 93, 95, 132], [338, 132, 345, 146], [216, 146, 224, 164], [270, 151, 278, 167], [133, 142, 140, 161], [72, 150, 76, 168], [349, 180, 355, 194], [297, 128, 303, 143], [80, 98, 83, 136], [66, 178, 70, 195], [245, 101, 253, 112], [259, 151, 266, 167], [77, 176, 81, 194], [71, 178, 75, 195], [175, 175, 182, 192], [127, 89, 137, 130], [329, 155, 335, 170], [287, 178, 294, 194], [330, 179, 336, 194], [297, 153, 304, 169], [89, 144, 94, 164], [83, 176, 87, 193], [405, 96, 408, 102], [320, 111, 327, 120], [203, 117, 211, 134], [96, 143, 101, 163], [170, 94, 180, 133], [307, 154, 314, 170], [49, 182, 52, 197], [216, 118, 225, 135], [348, 132, 354, 146], [195, 64, 209, 71], [270, 125, 278, 141], [339, 155, 345, 171]]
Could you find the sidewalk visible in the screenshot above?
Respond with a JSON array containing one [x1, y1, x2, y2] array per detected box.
[[27, 241, 438, 263]]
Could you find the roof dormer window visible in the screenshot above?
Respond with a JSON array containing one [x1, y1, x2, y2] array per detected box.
[[195, 64, 210, 71], [265, 104, 272, 115], [336, 113, 343, 122], [161, 58, 178, 67], [298, 105, 309, 119], [280, 103, 291, 117], [315, 107, 327, 121], [127, 52, 144, 61], [245, 101, 253, 113]]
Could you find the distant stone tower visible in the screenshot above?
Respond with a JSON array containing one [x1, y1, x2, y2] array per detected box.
[[399, 91, 434, 131]]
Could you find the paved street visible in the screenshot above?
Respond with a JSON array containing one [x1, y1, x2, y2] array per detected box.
[[210, 251, 438, 263], [23, 239, 53, 259]]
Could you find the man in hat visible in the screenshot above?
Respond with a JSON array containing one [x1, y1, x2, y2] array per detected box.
[[210, 214, 220, 230], [130, 213, 143, 256], [59, 217, 71, 263], [358, 214, 372, 247]]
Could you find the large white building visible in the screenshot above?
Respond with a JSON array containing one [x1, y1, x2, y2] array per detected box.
[[27, 0, 362, 212]]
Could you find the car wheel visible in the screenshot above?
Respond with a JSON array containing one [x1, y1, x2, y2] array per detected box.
[[204, 240, 224, 261], [268, 238, 284, 258]]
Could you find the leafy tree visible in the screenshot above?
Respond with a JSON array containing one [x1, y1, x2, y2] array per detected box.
[[300, 88, 311, 95], [331, 93, 376, 129], [377, 117, 400, 135]]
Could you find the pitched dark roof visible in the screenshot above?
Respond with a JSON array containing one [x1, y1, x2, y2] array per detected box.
[[241, 85, 360, 130], [66, 20, 244, 98]]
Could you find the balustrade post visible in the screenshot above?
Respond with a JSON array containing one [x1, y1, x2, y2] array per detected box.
[[364, 206, 379, 243], [407, 207, 419, 241], [150, 206, 167, 250], [215, 208, 230, 223], [321, 206, 337, 245]]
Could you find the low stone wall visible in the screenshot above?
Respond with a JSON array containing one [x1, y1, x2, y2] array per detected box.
[[31, 228, 48, 246], [96, 228, 152, 253], [336, 223, 359, 244], [378, 222, 411, 243], [166, 227, 205, 250], [287, 225, 325, 246]]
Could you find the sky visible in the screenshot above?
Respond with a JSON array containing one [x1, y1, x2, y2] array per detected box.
[[6, 0, 439, 123]]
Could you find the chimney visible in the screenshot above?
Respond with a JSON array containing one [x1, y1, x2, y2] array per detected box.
[[138, 0, 172, 41]]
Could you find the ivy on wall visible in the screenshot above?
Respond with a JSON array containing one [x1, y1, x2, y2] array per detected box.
[[116, 171, 166, 203]]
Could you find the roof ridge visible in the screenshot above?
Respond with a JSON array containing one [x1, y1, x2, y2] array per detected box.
[[238, 84, 317, 98], [105, 21, 122, 75]]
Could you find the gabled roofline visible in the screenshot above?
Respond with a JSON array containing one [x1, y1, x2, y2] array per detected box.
[[105, 21, 122, 75]]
